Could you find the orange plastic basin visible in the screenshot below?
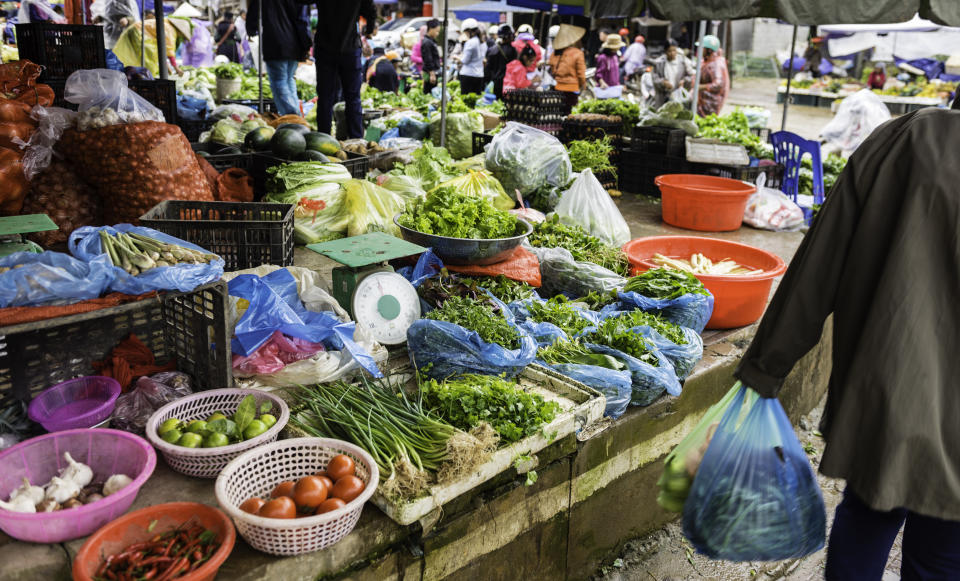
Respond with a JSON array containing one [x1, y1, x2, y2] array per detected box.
[[73, 502, 236, 581], [622, 236, 787, 329], [655, 174, 757, 232]]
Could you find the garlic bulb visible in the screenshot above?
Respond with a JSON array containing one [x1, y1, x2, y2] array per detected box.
[[58, 452, 93, 488], [0, 495, 36, 513], [103, 474, 133, 496], [44, 476, 80, 504], [9, 477, 44, 505], [36, 499, 59, 512]]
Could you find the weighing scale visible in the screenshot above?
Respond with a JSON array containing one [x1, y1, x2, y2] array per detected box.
[[307, 233, 426, 345], [0, 214, 58, 258]]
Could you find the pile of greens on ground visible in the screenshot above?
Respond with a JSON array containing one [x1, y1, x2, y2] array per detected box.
[[567, 137, 617, 178], [420, 374, 561, 444], [584, 317, 661, 366], [525, 296, 592, 336], [398, 187, 517, 239], [623, 268, 709, 300], [573, 99, 641, 129], [528, 215, 630, 276], [425, 295, 521, 349], [609, 310, 688, 345], [537, 339, 626, 370], [695, 109, 770, 158]]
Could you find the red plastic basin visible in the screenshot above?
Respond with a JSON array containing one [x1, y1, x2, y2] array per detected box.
[[655, 174, 757, 232], [622, 236, 787, 329]]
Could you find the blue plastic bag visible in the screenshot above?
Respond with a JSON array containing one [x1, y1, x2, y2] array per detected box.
[[407, 295, 538, 379], [69, 225, 225, 295], [614, 290, 715, 334], [540, 360, 632, 419], [397, 249, 444, 288], [0, 251, 115, 307], [683, 384, 826, 561], [509, 297, 601, 346], [586, 342, 680, 406], [228, 269, 381, 377], [598, 310, 704, 380]]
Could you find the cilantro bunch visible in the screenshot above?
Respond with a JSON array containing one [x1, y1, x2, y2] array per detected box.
[[398, 188, 517, 239], [528, 215, 630, 275], [425, 295, 521, 349], [584, 317, 661, 367], [525, 296, 592, 336], [460, 275, 535, 304], [623, 268, 709, 300], [609, 310, 688, 345], [420, 374, 561, 444]]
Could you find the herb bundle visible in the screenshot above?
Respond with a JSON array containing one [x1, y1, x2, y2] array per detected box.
[[460, 275, 536, 304], [610, 310, 688, 345], [525, 296, 592, 336], [537, 339, 626, 371], [566, 137, 616, 178], [528, 215, 630, 276], [584, 317, 661, 367], [425, 295, 521, 349], [623, 268, 710, 300]]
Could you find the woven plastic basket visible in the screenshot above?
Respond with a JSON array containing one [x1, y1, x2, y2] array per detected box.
[[214, 438, 379, 556], [145, 389, 289, 479]]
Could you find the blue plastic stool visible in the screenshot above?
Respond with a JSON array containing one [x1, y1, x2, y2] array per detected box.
[[771, 131, 825, 223]]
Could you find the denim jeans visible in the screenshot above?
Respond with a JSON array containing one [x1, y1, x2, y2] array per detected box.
[[264, 59, 300, 116], [317, 49, 363, 139]]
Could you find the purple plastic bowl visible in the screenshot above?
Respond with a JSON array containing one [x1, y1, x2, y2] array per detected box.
[[0, 428, 156, 543], [28, 376, 121, 432]]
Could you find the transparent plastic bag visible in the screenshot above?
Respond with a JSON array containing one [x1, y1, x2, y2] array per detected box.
[[682, 383, 827, 561], [613, 290, 714, 334], [820, 89, 891, 156], [65, 69, 165, 129], [554, 169, 631, 247], [429, 111, 483, 159], [17, 106, 77, 180], [546, 361, 632, 419], [111, 372, 193, 435], [433, 169, 514, 210], [485, 122, 572, 199], [232, 330, 326, 376], [597, 311, 704, 380], [744, 186, 806, 232], [341, 179, 407, 237], [527, 245, 626, 299], [0, 251, 114, 307]]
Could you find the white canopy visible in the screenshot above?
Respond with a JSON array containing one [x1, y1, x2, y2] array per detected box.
[[823, 15, 960, 60]]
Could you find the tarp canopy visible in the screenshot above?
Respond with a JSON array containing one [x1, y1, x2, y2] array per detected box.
[[819, 15, 942, 34], [454, 0, 537, 23], [821, 15, 960, 60], [504, 0, 584, 16], [504, 0, 642, 18]]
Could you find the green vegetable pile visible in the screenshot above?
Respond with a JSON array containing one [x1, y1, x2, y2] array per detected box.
[[637, 101, 698, 135], [573, 99, 641, 130], [228, 74, 274, 100], [576, 289, 620, 311], [566, 137, 616, 178], [398, 187, 517, 239], [417, 272, 535, 308], [462, 275, 535, 304], [537, 339, 626, 371], [425, 295, 521, 349], [623, 268, 710, 300], [212, 63, 243, 79], [525, 296, 592, 336], [528, 215, 630, 276], [420, 374, 561, 444], [608, 310, 688, 345], [696, 109, 771, 158], [583, 317, 661, 366]]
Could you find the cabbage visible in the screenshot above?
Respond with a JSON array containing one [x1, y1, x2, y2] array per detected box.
[[432, 170, 514, 211], [209, 118, 243, 145]]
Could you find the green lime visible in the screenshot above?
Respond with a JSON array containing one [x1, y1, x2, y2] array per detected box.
[[243, 419, 267, 441], [207, 412, 228, 422], [185, 420, 208, 434], [258, 414, 277, 429], [160, 428, 182, 444], [203, 432, 230, 448], [158, 418, 181, 436], [177, 432, 203, 448]]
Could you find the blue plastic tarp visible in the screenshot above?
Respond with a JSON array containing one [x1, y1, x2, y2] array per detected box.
[[454, 0, 537, 22], [505, 0, 584, 16]]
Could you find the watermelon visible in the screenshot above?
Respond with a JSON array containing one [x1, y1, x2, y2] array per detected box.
[[303, 132, 341, 156], [275, 123, 312, 136], [219, 146, 243, 155], [244, 126, 275, 151], [296, 150, 331, 162], [271, 128, 307, 159]]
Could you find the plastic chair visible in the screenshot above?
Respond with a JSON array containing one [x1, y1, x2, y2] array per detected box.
[[770, 131, 825, 223]]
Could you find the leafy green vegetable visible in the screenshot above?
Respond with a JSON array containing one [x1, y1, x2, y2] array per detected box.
[[420, 374, 561, 444], [567, 136, 617, 178], [425, 295, 521, 349], [212, 62, 243, 79], [525, 296, 592, 335], [696, 109, 771, 158], [233, 395, 257, 433], [609, 310, 688, 345], [480, 100, 506, 116], [623, 268, 709, 300], [461, 275, 535, 304], [528, 215, 630, 276], [537, 339, 626, 370], [576, 289, 620, 310], [573, 99, 641, 130], [584, 317, 661, 366], [398, 187, 517, 239]]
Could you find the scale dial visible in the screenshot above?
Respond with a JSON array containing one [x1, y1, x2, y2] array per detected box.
[[351, 271, 421, 345]]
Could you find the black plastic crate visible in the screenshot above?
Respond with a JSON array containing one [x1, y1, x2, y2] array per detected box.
[[618, 149, 693, 196], [595, 168, 618, 190], [503, 89, 567, 127], [472, 132, 493, 156], [560, 117, 624, 144], [0, 281, 231, 405], [191, 143, 255, 173], [221, 98, 277, 114], [46, 78, 70, 109], [342, 151, 369, 179], [750, 127, 771, 143], [631, 125, 687, 157], [128, 79, 177, 124], [140, 201, 294, 271], [179, 117, 213, 142], [704, 162, 784, 190], [15, 23, 105, 82]]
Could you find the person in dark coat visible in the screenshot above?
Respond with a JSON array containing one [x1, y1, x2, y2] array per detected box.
[[295, 0, 376, 138], [420, 19, 442, 96], [734, 107, 960, 580], [215, 11, 240, 62], [486, 24, 516, 101], [367, 50, 400, 93], [247, 1, 311, 116]]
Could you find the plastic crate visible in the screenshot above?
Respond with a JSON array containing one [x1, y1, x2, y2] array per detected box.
[[560, 117, 624, 144], [503, 89, 567, 127], [0, 282, 231, 405], [140, 201, 294, 271], [618, 149, 693, 196], [15, 23, 105, 82], [472, 132, 493, 156], [128, 79, 178, 124], [342, 151, 369, 178], [750, 127, 771, 143], [706, 162, 784, 191], [221, 98, 277, 114], [595, 168, 618, 190], [191, 143, 256, 173], [179, 117, 213, 142], [632, 125, 687, 157]]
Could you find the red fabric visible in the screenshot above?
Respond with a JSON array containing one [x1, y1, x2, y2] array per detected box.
[[446, 246, 541, 287], [503, 60, 532, 92], [511, 38, 542, 70]]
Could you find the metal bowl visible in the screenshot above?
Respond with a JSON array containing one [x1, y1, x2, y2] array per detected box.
[[393, 215, 533, 266]]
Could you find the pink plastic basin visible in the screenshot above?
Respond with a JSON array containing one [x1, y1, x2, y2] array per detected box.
[[28, 376, 121, 432], [0, 428, 156, 543]]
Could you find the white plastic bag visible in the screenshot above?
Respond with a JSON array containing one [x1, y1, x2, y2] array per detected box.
[[65, 69, 164, 130], [744, 187, 805, 231], [820, 89, 891, 157], [554, 169, 631, 247], [15, 106, 76, 180]]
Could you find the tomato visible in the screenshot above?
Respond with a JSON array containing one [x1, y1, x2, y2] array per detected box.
[[258, 496, 296, 519], [317, 475, 334, 492], [293, 476, 328, 509], [239, 497, 265, 514], [327, 455, 356, 481], [316, 498, 347, 514], [271, 480, 296, 499], [331, 475, 365, 503]]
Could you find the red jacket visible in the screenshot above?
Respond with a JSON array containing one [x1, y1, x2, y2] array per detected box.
[[503, 60, 532, 92]]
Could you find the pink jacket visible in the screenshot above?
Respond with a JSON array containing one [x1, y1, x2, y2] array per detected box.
[[504, 60, 532, 92], [512, 38, 542, 71]]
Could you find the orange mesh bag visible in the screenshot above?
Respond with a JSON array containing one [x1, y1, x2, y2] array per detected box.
[[446, 246, 541, 287], [23, 159, 101, 246], [215, 168, 253, 202]]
